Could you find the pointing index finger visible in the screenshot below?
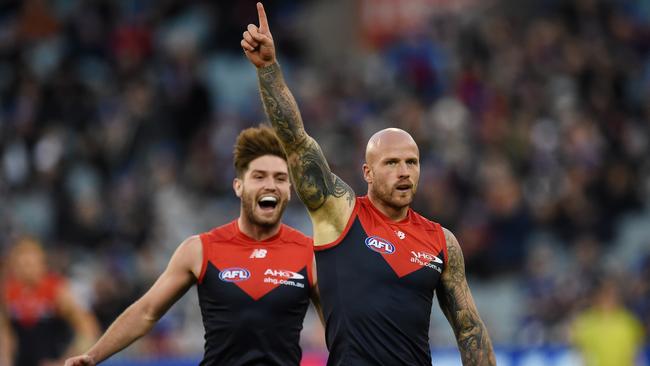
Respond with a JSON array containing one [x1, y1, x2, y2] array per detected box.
[[257, 2, 269, 33]]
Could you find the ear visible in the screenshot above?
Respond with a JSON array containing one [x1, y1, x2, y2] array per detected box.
[[363, 163, 372, 184], [233, 177, 243, 198]]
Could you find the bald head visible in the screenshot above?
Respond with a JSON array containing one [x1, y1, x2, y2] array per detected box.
[[363, 128, 420, 220], [365, 128, 419, 165]]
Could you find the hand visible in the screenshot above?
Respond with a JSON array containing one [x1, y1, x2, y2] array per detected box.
[[40, 359, 62, 366], [63, 355, 95, 366], [241, 2, 276, 68]]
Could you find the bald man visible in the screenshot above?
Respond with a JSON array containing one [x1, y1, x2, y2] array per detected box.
[[242, 3, 495, 365]]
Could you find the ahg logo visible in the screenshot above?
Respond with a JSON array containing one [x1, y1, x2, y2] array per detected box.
[[264, 269, 304, 280], [410, 251, 443, 272]]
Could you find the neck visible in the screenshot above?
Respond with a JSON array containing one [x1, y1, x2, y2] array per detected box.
[[367, 193, 409, 222], [237, 216, 281, 241]]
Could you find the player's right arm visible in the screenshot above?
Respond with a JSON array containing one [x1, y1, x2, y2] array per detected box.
[[64, 236, 203, 366], [242, 3, 355, 245]]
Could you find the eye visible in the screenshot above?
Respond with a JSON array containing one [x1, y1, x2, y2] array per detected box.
[[407, 159, 419, 166]]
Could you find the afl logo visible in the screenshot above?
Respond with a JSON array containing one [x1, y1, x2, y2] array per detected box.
[[219, 268, 251, 282], [365, 236, 395, 254]]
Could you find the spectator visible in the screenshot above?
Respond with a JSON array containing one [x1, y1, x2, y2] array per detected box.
[[0, 237, 100, 366], [571, 276, 645, 366]]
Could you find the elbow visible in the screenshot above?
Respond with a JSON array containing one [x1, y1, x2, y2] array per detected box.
[[140, 302, 163, 326], [123, 300, 160, 334]]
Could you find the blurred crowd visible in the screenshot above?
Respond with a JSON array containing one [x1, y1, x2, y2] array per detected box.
[[1, 0, 649, 359]]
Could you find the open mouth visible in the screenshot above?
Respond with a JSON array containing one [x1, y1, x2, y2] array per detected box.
[[258, 196, 278, 210], [395, 184, 412, 192]]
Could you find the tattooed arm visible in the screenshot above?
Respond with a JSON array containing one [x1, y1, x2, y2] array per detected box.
[[241, 3, 355, 243], [437, 228, 496, 366]]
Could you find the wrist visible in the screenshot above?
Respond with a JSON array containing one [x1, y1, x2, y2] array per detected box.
[[85, 352, 99, 365], [257, 62, 283, 82], [257, 61, 279, 71]]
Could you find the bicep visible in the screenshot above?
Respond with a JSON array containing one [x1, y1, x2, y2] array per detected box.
[[135, 237, 201, 321], [288, 136, 354, 210], [436, 229, 480, 326]]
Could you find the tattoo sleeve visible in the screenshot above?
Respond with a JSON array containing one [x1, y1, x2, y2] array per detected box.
[[257, 63, 354, 211], [437, 229, 496, 366]]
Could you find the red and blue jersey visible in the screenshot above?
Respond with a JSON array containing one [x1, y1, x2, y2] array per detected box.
[[197, 220, 314, 366], [315, 196, 447, 366], [3, 274, 72, 365]]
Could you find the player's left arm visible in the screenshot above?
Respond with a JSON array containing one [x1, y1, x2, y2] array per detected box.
[[56, 282, 101, 358], [436, 228, 496, 366]]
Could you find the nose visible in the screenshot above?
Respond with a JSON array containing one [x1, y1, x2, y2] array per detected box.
[[397, 162, 410, 178], [262, 176, 278, 191]]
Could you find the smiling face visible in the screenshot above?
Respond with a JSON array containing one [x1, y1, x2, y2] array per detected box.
[[234, 155, 291, 228], [364, 129, 420, 216]]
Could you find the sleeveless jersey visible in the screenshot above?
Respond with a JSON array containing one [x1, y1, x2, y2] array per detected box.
[[3, 274, 72, 366], [197, 221, 314, 366], [315, 196, 448, 366]]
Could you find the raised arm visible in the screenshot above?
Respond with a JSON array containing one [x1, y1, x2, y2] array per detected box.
[[437, 228, 496, 366], [257, 64, 352, 212], [242, 3, 354, 243], [64, 236, 202, 366]]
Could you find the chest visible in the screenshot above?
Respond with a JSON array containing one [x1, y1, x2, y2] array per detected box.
[[200, 244, 311, 302], [319, 220, 445, 292], [4, 283, 58, 326]]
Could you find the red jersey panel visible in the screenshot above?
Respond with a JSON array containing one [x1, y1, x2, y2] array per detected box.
[[4, 274, 63, 327], [197, 221, 313, 366]]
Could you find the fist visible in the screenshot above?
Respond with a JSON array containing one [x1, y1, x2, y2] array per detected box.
[[242, 2, 276, 68], [63, 355, 95, 366]]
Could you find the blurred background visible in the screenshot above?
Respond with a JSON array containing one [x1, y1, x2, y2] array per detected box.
[[1, 0, 650, 365]]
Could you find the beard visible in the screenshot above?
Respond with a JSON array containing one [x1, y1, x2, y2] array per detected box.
[[241, 190, 288, 228], [370, 181, 416, 210]]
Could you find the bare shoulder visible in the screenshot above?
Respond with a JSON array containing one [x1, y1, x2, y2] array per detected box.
[[172, 235, 203, 279], [441, 227, 459, 247], [442, 227, 462, 257], [440, 227, 466, 278], [179, 235, 202, 252]]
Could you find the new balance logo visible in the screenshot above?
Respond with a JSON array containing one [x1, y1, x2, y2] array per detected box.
[[249, 249, 267, 258]]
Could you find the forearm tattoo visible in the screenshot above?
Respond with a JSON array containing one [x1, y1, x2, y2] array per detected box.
[[437, 229, 496, 366], [258, 63, 354, 210], [258, 63, 306, 145]]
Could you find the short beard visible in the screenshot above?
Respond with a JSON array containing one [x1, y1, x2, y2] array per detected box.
[[241, 192, 287, 228], [372, 185, 413, 210]]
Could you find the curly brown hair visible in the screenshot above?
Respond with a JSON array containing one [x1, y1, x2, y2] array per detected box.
[[233, 125, 287, 177]]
